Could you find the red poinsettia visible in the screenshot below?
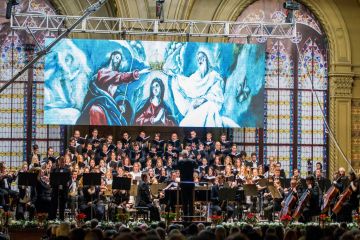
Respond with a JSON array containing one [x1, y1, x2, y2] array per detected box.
[[319, 214, 331, 222], [280, 214, 292, 221], [76, 213, 87, 221]]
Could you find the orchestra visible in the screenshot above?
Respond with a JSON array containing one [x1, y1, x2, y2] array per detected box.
[[1, 129, 359, 223]]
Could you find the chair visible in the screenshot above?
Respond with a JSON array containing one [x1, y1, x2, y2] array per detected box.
[[134, 206, 150, 221]]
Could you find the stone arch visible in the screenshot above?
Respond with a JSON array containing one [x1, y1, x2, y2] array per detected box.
[[211, 0, 353, 175]]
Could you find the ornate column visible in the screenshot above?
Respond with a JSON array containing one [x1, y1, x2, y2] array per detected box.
[[329, 73, 354, 176]]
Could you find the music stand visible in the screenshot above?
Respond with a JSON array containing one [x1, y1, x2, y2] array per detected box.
[[150, 183, 167, 198], [267, 185, 282, 199], [18, 172, 37, 186], [112, 177, 131, 190], [82, 173, 102, 186], [82, 173, 102, 219], [50, 172, 70, 187], [50, 172, 70, 220], [219, 188, 237, 201], [243, 184, 258, 197]]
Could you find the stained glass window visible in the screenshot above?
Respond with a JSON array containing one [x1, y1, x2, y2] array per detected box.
[[231, 0, 328, 177], [0, 1, 64, 167]]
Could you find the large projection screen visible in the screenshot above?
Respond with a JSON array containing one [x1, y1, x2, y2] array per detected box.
[[44, 38, 265, 128]]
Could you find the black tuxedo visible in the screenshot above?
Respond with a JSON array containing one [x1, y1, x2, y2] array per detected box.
[[49, 167, 70, 220], [177, 159, 197, 221]]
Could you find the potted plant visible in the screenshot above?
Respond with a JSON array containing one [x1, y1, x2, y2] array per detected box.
[[209, 215, 223, 226], [319, 214, 331, 227], [280, 214, 292, 227], [244, 213, 258, 225], [76, 213, 87, 227]]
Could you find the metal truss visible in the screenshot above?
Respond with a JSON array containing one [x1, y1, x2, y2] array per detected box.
[[11, 13, 296, 39]]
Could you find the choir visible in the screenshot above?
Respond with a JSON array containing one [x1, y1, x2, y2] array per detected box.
[[0, 129, 358, 223]]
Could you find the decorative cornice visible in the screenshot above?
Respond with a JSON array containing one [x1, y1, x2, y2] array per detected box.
[[329, 73, 354, 98]]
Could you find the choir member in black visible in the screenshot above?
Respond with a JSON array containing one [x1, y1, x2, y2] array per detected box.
[[87, 128, 99, 143], [211, 142, 223, 163], [130, 143, 144, 164], [229, 145, 240, 161], [168, 132, 182, 153], [301, 175, 320, 222], [42, 147, 55, 165], [151, 133, 165, 156], [29, 144, 41, 165], [313, 162, 323, 176], [136, 130, 150, 155], [165, 144, 178, 161], [250, 152, 258, 168], [136, 172, 160, 221], [121, 132, 132, 151], [264, 177, 285, 221], [220, 133, 231, 155], [177, 150, 197, 222], [204, 132, 215, 151], [276, 162, 287, 179], [210, 175, 234, 220], [49, 156, 70, 220], [335, 172, 359, 222], [184, 130, 199, 147], [34, 168, 51, 218]]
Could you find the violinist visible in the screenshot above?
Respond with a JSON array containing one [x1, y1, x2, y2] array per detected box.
[[34, 168, 51, 218], [210, 175, 234, 220], [334, 172, 359, 222], [68, 171, 79, 217], [300, 175, 320, 222]]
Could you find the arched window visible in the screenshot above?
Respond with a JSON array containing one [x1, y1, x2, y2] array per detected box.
[[231, 0, 328, 177], [0, 0, 64, 167]]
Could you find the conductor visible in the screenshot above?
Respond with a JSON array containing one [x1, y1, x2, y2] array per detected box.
[[177, 150, 197, 222]]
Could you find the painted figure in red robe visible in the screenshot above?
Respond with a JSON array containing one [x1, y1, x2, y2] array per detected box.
[[135, 78, 176, 126]]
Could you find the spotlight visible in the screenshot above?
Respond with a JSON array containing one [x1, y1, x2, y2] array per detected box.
[[283, 0, 300, 11], [6, 0, 20, 19], [283, 0, 299, 23], [156, 0, 165, 23]]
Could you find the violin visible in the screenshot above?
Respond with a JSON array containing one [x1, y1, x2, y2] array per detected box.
[[292, 188, 311, 219]]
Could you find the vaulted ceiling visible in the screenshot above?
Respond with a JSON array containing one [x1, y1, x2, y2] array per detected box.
[[50, 0, 252, 22]]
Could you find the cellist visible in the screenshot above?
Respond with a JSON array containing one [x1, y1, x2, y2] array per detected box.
[[278, 178, 298, 220], [334, 172, 359, 222], [299, 175, 320, 222]]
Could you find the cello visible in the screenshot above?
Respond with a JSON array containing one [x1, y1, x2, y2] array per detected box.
[[320, 174, 341, 213], [279, 190, 298, 219], [292, 189, 311, 219], [332, 186, 352, 214]]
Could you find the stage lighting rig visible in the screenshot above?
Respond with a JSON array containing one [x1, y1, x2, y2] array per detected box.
[[156, 0, 165, 23], [6, 0, 20, 19], [283, 0, 300, 23]]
